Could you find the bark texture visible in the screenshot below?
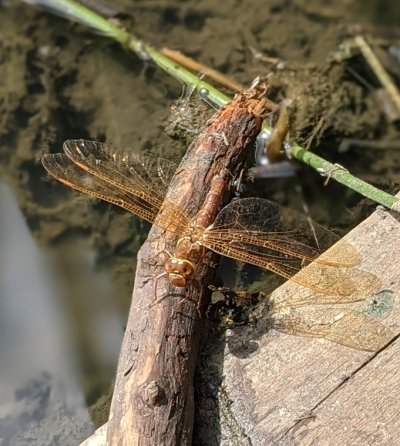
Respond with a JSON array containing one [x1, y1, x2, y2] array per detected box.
[[106, 84, 266, 446]]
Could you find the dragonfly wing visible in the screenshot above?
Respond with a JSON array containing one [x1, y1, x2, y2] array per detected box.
[[208, 197, 361, 268], [269, 266, 381, 310], [43, 140, 191, 234], [203, 232, 379, 298], [270, 307, 393, 351], [63, 139, 178, 209], [42, 153, 161, 224], [202, 197, 377, 298], [289, 263, 380, 301]]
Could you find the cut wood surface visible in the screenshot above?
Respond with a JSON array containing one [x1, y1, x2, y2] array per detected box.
[[105, 83, 266, 446], [195, 202, 400, 446]]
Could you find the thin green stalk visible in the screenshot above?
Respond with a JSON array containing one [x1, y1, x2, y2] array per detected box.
[[291, 142, 399, 211], [26, 0, 399, 211]]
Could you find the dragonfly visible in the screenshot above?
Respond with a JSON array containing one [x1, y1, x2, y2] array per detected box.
[[41, 139, 393, 350]]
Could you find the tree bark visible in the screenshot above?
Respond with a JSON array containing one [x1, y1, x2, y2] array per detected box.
[[106, 83, 266, 445]]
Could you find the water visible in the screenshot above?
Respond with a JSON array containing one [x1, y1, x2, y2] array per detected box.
[[0, 182, 124, 445]]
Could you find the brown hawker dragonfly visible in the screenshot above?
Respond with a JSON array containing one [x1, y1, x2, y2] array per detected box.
[[42, 139, 393, 351]]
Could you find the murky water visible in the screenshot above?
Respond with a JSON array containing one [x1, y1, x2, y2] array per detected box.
[[0, 183, 124, 444]]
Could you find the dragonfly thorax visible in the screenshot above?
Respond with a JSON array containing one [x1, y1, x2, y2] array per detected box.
[[165, 257, 196, 287], [185, 225, 207, 243]]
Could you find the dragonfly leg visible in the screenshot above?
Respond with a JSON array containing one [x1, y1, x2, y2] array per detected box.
[[173, 280, 202, 318], [149, 271, 169, 308], [147, 248, 172, 267], [149, 271, 197, 314]]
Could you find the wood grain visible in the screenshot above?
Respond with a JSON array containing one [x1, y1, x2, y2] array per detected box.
[[195, 204, 400, 446]]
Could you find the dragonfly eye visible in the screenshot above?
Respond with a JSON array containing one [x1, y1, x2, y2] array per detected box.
[[182, 267, 191, 275]]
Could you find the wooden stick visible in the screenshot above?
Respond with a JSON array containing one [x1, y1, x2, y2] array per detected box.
[[105, 82, 266, 445]]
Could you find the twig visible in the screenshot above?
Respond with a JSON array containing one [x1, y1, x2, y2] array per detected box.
[[106, 85, 266, 445], [354, 35, 400, 115], [161, 48, 245, 92]]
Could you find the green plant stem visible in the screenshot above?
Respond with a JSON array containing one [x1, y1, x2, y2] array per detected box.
[[291, 143, 399, 211], [28, 0, 400, 211], [140, 45, 231, 108]]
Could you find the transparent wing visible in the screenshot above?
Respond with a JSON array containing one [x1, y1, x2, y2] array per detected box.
[[202, 198, 372, 297], [270, 306, 393, 351], [63, 139, 177, 208], [268, 266, 381, 310], [206, 197, 360, 267], [42, 153, 161, 224], [42, 140, 191, 234]]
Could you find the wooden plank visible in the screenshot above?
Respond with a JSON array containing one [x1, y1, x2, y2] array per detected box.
[[291, 341, 400, 445], [195, 204, 400, 445]]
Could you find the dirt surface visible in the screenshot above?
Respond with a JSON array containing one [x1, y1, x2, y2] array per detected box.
[[0, 0, 399, 444]]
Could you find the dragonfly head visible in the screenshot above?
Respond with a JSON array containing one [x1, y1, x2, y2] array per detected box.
[[165, 257, 195, 287]]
